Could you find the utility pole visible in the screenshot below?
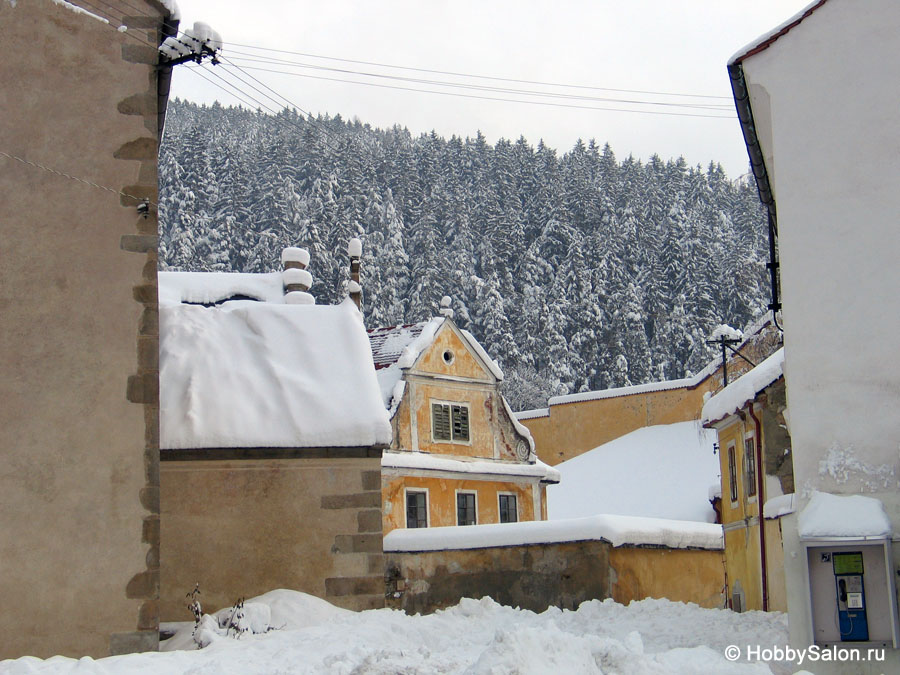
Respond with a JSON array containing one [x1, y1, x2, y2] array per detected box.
[[706, 334, 742, 387]]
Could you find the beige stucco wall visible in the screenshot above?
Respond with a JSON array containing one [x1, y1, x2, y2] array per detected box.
[[0, 0, 166, 659], [608, 546, 725, 609], [160, 456, 384, 621], [386, 541, 723, 614]]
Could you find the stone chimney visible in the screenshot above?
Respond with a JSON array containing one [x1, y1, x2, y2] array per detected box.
[[282, 247, 315, 305], [347, 237, 362, 310], [439, 295, 454, 319]]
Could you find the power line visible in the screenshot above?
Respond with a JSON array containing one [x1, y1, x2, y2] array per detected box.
[[0, 150, 158, 207], [227, 42, 733, 101], [224, 52, 733, 112], [216, 63, 736, 120]]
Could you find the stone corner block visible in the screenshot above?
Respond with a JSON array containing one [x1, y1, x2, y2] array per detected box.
[[109, 630, 158, 656]]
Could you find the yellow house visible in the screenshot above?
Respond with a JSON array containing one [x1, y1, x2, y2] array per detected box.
[[701, 347, 793, 612], [369, 308, 559, 534]]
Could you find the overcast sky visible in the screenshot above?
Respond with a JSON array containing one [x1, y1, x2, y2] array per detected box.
[[168, 0, 811, 178]]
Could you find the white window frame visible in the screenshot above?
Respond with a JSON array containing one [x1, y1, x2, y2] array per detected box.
[[404, 487, 430, 529], [455, 489, 478, 526], [498, 492, 518, 523], [430, 399, 472, 445]]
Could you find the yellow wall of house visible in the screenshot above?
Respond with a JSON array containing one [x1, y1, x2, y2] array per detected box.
[[383, 475, 538, 533], [521, 382, 714, 465], [716, 411, 788, 612], [608, 546, 725, 609], [417, 327, 490, 380]]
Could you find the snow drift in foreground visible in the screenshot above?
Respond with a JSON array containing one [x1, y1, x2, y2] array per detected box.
[[2, 590, 788, 674]]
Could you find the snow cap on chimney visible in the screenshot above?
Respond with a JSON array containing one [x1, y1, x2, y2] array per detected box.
[[282, 247, 310, 269], [439, 295, 454, 319], [348, 237, 362, 259]]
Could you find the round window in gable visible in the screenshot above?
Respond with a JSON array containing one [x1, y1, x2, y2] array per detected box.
[[442, 349, 455, 365]]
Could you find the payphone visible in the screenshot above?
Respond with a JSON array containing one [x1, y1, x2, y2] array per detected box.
[[831, 551, 868, 641]]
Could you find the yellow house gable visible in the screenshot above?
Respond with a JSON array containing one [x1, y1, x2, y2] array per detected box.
[[406, 321, 497, 383]]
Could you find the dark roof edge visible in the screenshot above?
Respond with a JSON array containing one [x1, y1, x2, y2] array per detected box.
[[728, 61, 776, 228], [729, 0, 829, 66]]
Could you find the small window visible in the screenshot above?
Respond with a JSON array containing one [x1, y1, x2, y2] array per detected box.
[[432, 402, 470, 442], [499, 494, 517, 523], [406, 490, 428, 528], [728, 444, 738, 503], [442, 349, 455, 364], [457, 492, 476, 526], [745, 437, 757, 498]]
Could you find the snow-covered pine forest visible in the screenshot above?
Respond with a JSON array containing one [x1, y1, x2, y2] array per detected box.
[[158, 99, 770, 409]]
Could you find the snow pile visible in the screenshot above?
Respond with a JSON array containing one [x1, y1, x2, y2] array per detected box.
[[384, 513, 723, 552], [160, 590, 351, 652], [159, 297, 391, 449], [549, 421, 720, 523], [4, 595, 786, 674], [50, 0, 108, 24], [798, 491, 892, 539], [159, 271, 285, 305], [159, 22, 223, 61], [514, 407, 549, 420], [701, 348, 784, 425], [383, 451, 559, 482]]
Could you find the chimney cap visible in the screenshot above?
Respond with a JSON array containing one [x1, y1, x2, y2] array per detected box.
[[348, 237, 362, 258], [282, 247, 311, 266]]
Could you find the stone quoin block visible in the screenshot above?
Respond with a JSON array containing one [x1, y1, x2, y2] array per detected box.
[[120, 234, 158, 253], [114, 138, 157, 161], [357, 509, 382, 533], [332, 534, 382, 554], [321, 492, 382, 510], [324, 576, 384, 597], [361, 470, 381, 491]]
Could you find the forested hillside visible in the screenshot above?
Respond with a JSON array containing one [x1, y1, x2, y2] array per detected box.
[[158, 99, 769, 409]]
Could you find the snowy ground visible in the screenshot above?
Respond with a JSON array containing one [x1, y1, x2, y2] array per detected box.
[[1, 591, 793, 674]]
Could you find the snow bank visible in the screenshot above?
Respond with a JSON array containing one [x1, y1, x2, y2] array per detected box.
[[798, 491, 892, 538], [548, 421, 720, 523], [383, 451, 559, 482], [2, 595, 786, 674], [384, 513, 723, 552], [701, 348, 784, 425], [160, 297, 391, 449], [159, 271, 284, 305]]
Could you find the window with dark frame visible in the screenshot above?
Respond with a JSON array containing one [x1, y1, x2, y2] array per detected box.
[[432, 402, 470, 442], [499, 494, 517, 523], [745, 437, 757, 498], [406, 491, 427, 528], [728, 445, 738, 502], [457, 492, 476, 526]]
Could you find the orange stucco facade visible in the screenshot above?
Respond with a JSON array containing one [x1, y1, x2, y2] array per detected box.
[[382, 320, 553, 534]]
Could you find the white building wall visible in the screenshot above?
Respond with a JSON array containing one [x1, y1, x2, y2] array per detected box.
[[740, 0, 900, 667]]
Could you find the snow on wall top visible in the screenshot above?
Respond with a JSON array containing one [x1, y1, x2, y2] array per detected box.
[[159, 271, 285, 305], [546, 313, 776, 408], [700, 348, 784, 425], [514, 408, 549, 420], [728, 0, 828, 65], [798, 491, 892, 539], [382, 451, 560, 483], [763, 493, 796, 520], [159, 287, 391, 449], [384, 513, 723, 552], [548, 421, 720, 523]]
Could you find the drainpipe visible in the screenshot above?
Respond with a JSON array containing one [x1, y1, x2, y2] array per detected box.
[[746, 402, 768, 611]]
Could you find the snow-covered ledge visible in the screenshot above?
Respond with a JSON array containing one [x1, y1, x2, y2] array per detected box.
[[384, 514, 723, 552]]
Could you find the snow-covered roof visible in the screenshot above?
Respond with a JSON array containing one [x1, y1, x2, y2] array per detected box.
[[383, 451, 559, 483], [700, 348, 784, 426], [548, 421, 720, 523], [159, 271, 285, 305], [159, 273, 391, 450], [384, 514, 723, 552], [763, 493, 796, 520], [798, 491, 892, 539], [729, 0, 829, 65]]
